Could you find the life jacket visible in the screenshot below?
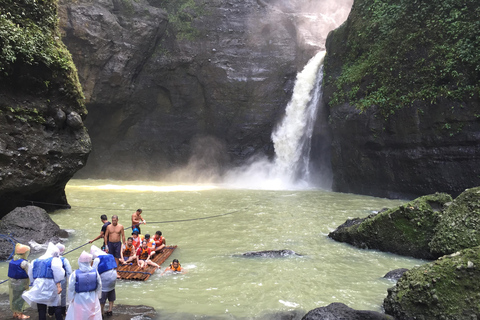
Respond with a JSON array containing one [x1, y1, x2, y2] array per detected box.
[[123, 244, 134, 257], [74, 270, 98, 293], [97, 254, 117, 274], [32, 257, 54, 279], [132, 235, 144, 249], [145, 239, 155, 250], [169, 263, 182, 272], [8, 259, 28, 279], [154, 236, 165, 247], [137, 247, 150, 260]]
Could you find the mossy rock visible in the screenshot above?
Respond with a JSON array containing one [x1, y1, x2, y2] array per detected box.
[[384, 246, 480, 320], [429, 187, 480, 256], [328, 193, 452, 259]]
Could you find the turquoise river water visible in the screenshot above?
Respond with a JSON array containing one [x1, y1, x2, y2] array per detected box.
[[0, 179, 424, 319]]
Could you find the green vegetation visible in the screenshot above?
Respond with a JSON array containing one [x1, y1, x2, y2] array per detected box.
[[162, 0, 206, 40], [326, 0, 480, 116], [0, 105, 46, 124], [385, 246, 480, 319], [0, 0, 85, 109], [429, 187, 480, 256]]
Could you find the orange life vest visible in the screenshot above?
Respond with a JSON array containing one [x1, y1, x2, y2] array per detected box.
[[169, 263, 182, 272], [138, 247, 150, 260], [123, 244, 134, 257], [154, 236, 165, 247]]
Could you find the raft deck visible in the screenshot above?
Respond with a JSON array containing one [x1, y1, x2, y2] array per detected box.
[[117, 245, 177, 280]]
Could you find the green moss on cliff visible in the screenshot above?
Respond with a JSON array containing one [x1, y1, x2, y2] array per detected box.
[[0, 0, 85, 111], [326, 0, 480, 115], [384, 246, 480, 319]]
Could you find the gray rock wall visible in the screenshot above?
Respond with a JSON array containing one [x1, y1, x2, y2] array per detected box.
[[59, 0, 351, 180]]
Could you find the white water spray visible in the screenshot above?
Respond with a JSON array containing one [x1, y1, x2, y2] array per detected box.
[[223, 51, 326, 189]]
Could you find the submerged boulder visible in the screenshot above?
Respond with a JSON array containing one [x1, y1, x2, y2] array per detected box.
[[328, 193, 452, 259], [384, 246, 480, 320], [302, 302, 393, 320], [0, 206, 68, 260], [237, 250, 301, 258], [429, 187, 480, 257]]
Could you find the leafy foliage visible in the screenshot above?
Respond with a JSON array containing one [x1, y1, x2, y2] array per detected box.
[[326, 0, 480, 115], [162, 0, 206, 40], [0, 0, 84, 107]]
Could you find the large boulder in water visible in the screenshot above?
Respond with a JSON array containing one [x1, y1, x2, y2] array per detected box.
[[302, 302, 393, 320], [429, 187, 480, 257], [384, 246, 480, 320], [0, 206, 68, 260], [328, 193, 452, 259]]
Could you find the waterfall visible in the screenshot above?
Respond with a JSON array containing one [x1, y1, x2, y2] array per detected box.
[[271, 51, 325, 185], [222, 51, 326, 189]]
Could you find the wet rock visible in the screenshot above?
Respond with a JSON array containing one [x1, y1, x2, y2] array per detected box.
[[429, 187, 480, 257], [237, 250, 301, 258], [0, 1, 91, 217], [384, 246, 480, 320], [383, 268, 409, 281], [302, 302, 393, 320], [66, 111, 83, 130], [0, 206, 68, 260], [328, 193, 452, 259]]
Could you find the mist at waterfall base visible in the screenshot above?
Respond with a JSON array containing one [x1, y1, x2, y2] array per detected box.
[[165, 52, 330, 191]]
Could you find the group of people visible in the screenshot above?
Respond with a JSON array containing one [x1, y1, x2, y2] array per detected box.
[[7, 210, 185, 320]]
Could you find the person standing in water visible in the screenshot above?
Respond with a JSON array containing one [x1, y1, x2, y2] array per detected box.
[[104, 215, 125, 267], [8, 243, 31, 319], [89, 215, 111, 251], [131, 209, 146, 234]]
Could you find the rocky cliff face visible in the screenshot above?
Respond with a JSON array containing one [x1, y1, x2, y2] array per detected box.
[[323, 0, 480, 198], [58, 0, 351, 180], [0, 0, 91, 217]]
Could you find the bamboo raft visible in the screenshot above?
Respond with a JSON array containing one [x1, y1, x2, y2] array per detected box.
[[117, 245, 177, 280]]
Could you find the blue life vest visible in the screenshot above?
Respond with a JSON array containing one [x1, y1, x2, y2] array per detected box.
[[97, 254, 116, 274], [8, 259, 28, 279], [32, 257, 54, 279], [74, 270, 97, 293]]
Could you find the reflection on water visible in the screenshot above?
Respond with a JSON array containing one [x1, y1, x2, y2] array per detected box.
[[0, 179, 424, 319]]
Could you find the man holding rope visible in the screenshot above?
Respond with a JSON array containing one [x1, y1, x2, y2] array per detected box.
[[131, 209, 146, 233], [88, 215, 111, 251]]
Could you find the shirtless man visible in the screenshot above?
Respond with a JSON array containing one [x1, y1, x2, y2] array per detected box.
[[104, 215, 126, 267], [131, 209, 146, 234]]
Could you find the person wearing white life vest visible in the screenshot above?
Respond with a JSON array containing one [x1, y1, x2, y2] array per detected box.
[[48, 243, 73, 317], [22, 242, 65, 320], [8, 243, 31, 319], [90, 245, 117, 317], [65, 251, 102, 320]]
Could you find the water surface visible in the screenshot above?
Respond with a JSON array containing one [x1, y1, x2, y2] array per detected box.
[[0, 179, 423, 319]]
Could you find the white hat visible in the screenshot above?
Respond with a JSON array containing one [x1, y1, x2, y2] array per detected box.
[[78, 251, 93, 263]]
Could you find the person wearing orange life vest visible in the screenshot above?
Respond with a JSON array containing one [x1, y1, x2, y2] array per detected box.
[[119, 237, 137, 265], [131, 229, 144, 249], [136, 241, 160, 270], [161, 259, 187, 275], [143, 234, 156, 250], [152, 231, 166, 255]]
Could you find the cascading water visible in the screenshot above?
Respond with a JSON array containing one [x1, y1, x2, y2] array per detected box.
[[271, 51, 325, 186], [223, 51, 327, 189]]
